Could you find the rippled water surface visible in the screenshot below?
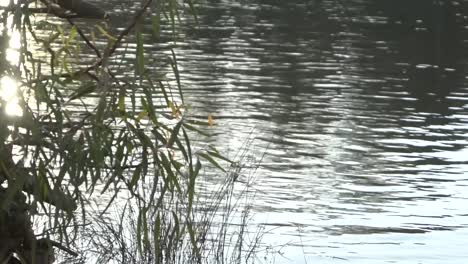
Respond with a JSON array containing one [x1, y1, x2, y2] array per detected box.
[[103, 0, 468, 263]]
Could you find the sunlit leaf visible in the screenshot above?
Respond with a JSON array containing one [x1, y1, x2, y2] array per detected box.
[[66, 26, 77, 47], [136, 111, 148, 121], [96, 25, 117, 41], [118, 89, 126, 115], [208, 113, 214, 126]]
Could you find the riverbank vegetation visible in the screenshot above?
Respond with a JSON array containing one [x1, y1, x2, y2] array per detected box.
[[0, 0, 260, 263]]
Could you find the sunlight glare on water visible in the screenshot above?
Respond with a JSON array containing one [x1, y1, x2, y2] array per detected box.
[[5, 0, 466, 262], [0, 0, 23, 117], [1, 76, 23, 117], [6, 29, 20, 64], [0, 0, 16, 7]]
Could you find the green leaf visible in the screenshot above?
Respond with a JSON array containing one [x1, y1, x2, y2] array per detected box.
[[37, 160, 50, 201], [68, 83, 97, 101], [182, 123, 209, 137], [207, 150, 233, 164], [34, 80, 48, 103], [137, 209, 143, 256], [129, 165, 142, 189], [152, 14, 160, 40], [158, 80, 171, 106], [187, 221, 201, 260], [187, 159, 200, 213], [142, 210, 150, 251], [167, 120, 183, 148], [141, 78, 158, 124], [136, 111, 148, 122], [170, 49, 184, 103], [96, 25, 117, 41], [159, 152, 182, 193], [66, 25, 77, 47], [198, 152, 226, 172], [118, 88, 126, 114], [172, 211, 181, 241], [154, 213, 161, 262], [136, 30, 145, 75], [96, 97, 107, 122], [152, 128, 168, 146]]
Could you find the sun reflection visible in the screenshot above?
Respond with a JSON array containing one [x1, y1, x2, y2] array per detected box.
[[0, 0, 24, 117], [1, 8, 22, 64], [0, 0, 17, 7], [1, 76, 17, 100], [6, 44, 20, 63], [1, 76, 23, 116], [6, 29, 20, 62], [8, 29, 20, 48]]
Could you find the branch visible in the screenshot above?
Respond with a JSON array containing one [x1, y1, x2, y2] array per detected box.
[[63, 0, 154, 79], [38, 238, 78, 257], [66, 18, 102, 58]]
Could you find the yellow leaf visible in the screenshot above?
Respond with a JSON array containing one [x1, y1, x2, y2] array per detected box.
[[169, 101, 180, 118], [136, 111, 148, 121], [208, 114, 214, 127], [96, 25, 117, 41]]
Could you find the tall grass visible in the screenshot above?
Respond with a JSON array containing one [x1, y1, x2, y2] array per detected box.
[[68, 137, 265, 264]]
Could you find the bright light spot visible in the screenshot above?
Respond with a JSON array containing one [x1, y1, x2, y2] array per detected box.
[[1, 76, 23, 116], [6, 30, 21, 64], [6, 48, 19, 64], [0, 0, 23, 117], [9, 30, 20, 49], [0, 0, 17, 7], [1, 76, 18, 100], [5, 98, 23, 116]]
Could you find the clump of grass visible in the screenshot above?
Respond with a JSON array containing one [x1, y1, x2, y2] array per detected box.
[[63, 137, 266, 264]]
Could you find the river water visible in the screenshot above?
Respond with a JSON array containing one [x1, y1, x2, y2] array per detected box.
[[5, 0, 468, 263], [106, 0, 468, 263]]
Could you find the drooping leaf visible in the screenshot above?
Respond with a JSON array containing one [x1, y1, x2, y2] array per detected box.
[[129, 165, 142, 189], [207, 150, 233, 164], [198, 152, 226, 172], [167, 120, 183, 148], [159, 152, 182, 193]]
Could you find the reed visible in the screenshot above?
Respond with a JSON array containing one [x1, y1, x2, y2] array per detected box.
[[72, 150, 263, 264]]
